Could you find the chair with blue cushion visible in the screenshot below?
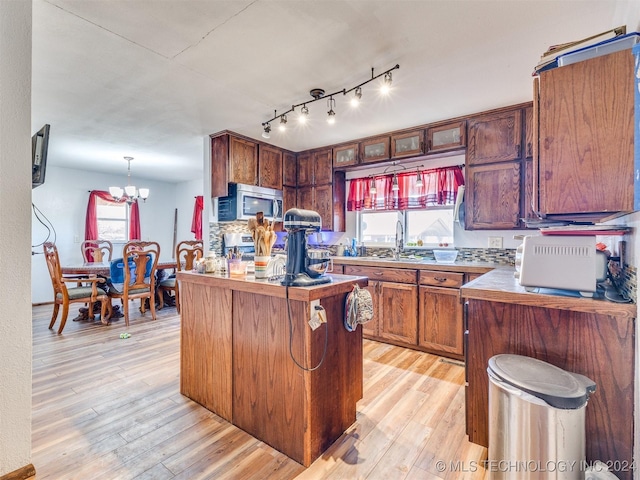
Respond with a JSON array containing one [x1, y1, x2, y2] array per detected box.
[[43, 242, 110, 334], [107, 240, 160, 327], [157, 240, 203, 313]]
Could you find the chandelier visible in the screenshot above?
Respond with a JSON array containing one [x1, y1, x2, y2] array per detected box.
[[109, 156, 149, 204], [261, 63, 399, 138]]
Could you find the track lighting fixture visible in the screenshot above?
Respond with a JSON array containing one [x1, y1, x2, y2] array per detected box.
[[368, 162, 424, 194], [351, 87, 362, 107], [260, 63, 399, 135], [381, 71, 393, 95], [299, 105, 309, 123], [327, 97, 336, 124]]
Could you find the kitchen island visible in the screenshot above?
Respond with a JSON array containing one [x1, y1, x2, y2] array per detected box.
[[177, 270, 367, 467]]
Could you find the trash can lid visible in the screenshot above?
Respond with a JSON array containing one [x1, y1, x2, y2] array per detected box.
[[488, 354, 596, 409]]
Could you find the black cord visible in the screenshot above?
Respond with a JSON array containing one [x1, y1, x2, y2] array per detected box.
[[31, 202, 56, 252], [286, 284, 328, 371]]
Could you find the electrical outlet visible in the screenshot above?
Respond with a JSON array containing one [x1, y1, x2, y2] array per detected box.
[[310, 299, 320, 317], [488, 236, 503, 249], [74, 235, 80, 243]]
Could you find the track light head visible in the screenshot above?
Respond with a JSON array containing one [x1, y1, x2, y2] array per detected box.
[[279, 114, 287, 132], [262, 123, 271, 139], [299, 105, 309, 123], [381, 72, 392, 94], [327, 97, 336, 124], [351, 87, 362, 107]]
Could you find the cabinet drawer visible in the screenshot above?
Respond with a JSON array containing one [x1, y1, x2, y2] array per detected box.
[[344, 265, 417, 284], [419, 270, 463, 288]]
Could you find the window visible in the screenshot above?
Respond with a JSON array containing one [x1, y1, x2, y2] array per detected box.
[[358, 207, 454, 248], [96, 197, 128, 241]]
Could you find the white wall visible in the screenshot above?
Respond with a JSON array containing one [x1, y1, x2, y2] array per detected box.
[[31, 166, 201, 303], [0, 0, 33, 476]]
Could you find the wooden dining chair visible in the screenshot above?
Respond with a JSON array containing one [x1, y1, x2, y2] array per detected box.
[[107, 240, 160, 327], [43, 242, 110, 334], [157, 240, 203, 313], [81, 239, 113, 263]]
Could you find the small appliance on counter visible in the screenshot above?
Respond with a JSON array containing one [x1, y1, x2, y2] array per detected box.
[[281, 208, 332, 287], [514, 235, 607, 297]]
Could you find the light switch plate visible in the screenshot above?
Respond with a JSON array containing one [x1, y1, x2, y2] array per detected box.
[[488, 236, 503, 248]]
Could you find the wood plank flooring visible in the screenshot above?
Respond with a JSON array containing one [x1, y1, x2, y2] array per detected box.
[[30, 303, 487, 479]]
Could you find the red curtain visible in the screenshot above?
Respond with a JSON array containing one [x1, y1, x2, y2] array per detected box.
[[347, 166, 464, 212], [191, 195, 204, 240], [85, 190, 141, 260]]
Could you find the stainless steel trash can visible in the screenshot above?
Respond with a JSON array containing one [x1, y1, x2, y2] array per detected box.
[[487, 354, 596, 480]]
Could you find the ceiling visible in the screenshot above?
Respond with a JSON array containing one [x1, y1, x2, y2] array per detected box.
[[32, 0, 639, 184]]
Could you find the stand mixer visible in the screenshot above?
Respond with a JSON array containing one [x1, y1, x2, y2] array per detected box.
[[281, 208, 332, 287]]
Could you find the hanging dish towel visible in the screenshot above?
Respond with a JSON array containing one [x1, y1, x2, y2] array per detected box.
[[344, 284, 374, 332]]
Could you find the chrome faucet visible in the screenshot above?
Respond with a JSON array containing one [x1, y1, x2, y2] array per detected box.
[[394, 220, 403, 260]]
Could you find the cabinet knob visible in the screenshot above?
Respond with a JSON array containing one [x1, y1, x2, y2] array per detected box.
[[434, 277, 447, 282]]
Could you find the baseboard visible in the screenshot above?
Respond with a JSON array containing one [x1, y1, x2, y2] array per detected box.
[[0, 464, 36, 480], [32, 301, 53, 306]]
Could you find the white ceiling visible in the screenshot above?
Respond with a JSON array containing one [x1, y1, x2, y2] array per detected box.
[[31, 0, 639, 184]]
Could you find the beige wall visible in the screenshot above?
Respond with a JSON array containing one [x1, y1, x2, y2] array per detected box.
[[0, 0, 33, 476]]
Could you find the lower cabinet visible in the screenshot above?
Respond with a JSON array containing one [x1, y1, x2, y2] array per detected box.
[[344, 264, 475, 359], [418, 286, 463, 358]]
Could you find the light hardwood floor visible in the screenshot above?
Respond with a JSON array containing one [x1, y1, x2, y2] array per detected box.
[[30, 303, 487, 479]]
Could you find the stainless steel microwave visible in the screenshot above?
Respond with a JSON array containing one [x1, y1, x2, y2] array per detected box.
[[217, 183, 283, 222]]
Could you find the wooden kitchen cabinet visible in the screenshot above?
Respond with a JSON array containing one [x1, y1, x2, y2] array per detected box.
[[297, 152, 313, 187], [313, 149, 333, 185], [524, 106, 533, 159], [391, 129, 424, 158], [229, 136, 258, 185], [283, 186, 297, 213], [465, 161, 522, 229], [360, 136, 390, 164], [467, 109, 522, 165], [426, 120, 466, 154], [333, 143, 359, 167], [536, 49, 634, 220], [343, 265, 418, 345], [258, 144, 282, 190], [283, 151, 297, 186], [418, 270, 464, 359]]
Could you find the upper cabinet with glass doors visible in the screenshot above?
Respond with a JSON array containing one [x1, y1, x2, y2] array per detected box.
[[333, 143, 359, 167], [426, 121, 466, 154], [391, 129, 424, 159], [360, 136, 390, 164]]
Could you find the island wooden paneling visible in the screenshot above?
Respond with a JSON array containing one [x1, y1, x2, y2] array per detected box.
[[178, 272, 366, 467], [465, 299, 634, 480], [179, 281, 233, 421]]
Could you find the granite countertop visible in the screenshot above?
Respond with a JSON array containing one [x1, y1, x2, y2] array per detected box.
[[332, 256, 496, 274], [177, 270, 367, 302], [461, 267, 637, 319]]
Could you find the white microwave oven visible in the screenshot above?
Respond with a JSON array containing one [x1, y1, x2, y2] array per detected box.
[[217, 183, 283, 222]]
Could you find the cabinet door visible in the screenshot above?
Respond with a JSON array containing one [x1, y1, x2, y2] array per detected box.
[[333, 144, 358, 167], [283, 152, 297, 187], [391, 129, 424, 158], [313, 149, 333, 185], [228, 136, 258, 185], [297, 153, 313, 187], [467, 109, 522, 165], [361, 281, 380, 337], [378, 282, 418, 345], [360, 136, 390, 164], [426, 121, 466, 154], [258, 145, 282, 190], [314, 184, 333, 231], [210, 135, 229, 198], [523, 159, 537, 221], [538, 49, 634, 216], [418, 286, 463, 357], [524, 106, 533, 159], [297, 186, 313, 211], [465, 162, 522, 229], [283, 186, 297, 214]]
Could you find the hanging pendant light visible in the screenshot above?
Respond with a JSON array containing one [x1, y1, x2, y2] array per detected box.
[[109, 156, 149, 204], [327, 97, 336, 124], [369, 177, 377, 195], [416, 169, 423, 187], [391, 173, 399, 191]]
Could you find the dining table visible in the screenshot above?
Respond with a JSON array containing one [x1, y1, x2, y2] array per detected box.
[[61, 260, 178, 322]]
